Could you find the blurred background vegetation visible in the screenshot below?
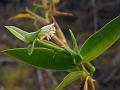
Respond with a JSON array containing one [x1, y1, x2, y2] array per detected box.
[[0, 0, 120, 90]]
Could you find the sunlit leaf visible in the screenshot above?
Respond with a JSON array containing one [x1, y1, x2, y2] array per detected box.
[[5, 26, 29, 43], [80, 16, 120, 62], [69, 29, 79, 53], [55, 71, 85, 90]]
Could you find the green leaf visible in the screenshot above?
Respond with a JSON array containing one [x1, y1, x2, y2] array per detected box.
[[80, 16, 120, 62], [5, 26, 29, 43], [69, 29, 79, 53], [3, 48, 77, 70], [55, 71, 85, 90], [37, 40, 82, 65], [33, 3, 42, 14], [45, 11, 49, 20]]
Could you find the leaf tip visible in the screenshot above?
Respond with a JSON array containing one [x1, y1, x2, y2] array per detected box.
[[69, 29, 72, 33], [4, 26, 9, 29], [1, 49, 10, 56], [4, 26, 13, 29], [1, 49, 7, 53]]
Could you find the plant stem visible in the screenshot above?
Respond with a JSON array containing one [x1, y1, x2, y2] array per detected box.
[[25, 8, 49, 25]]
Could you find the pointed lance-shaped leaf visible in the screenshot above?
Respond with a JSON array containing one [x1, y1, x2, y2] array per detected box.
[[69, 29, 79, 53], [80, 16, 120, 62], [5, 26, 29, 43], [55, 71, 85, 90], [3, 48, 77, 70]]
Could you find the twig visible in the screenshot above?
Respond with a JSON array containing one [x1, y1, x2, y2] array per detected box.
[[50, 16, 67, 45], [91, 0, 98, 31], [0, 56, 15, 63], [36, 69, 46, 90], [0, 86, 4, 90], [97, 0, 120, 10], [104, 67, 118, 83], [25, 8, 49, 25], [104, 52, 120, 82], [46, 70, 58, 89], [51, 35, 64, 46], [49, 0, 67, 45], [55, 11, 73, 16], [41, 0, 48, 9], [112, 52, 120, 67]]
